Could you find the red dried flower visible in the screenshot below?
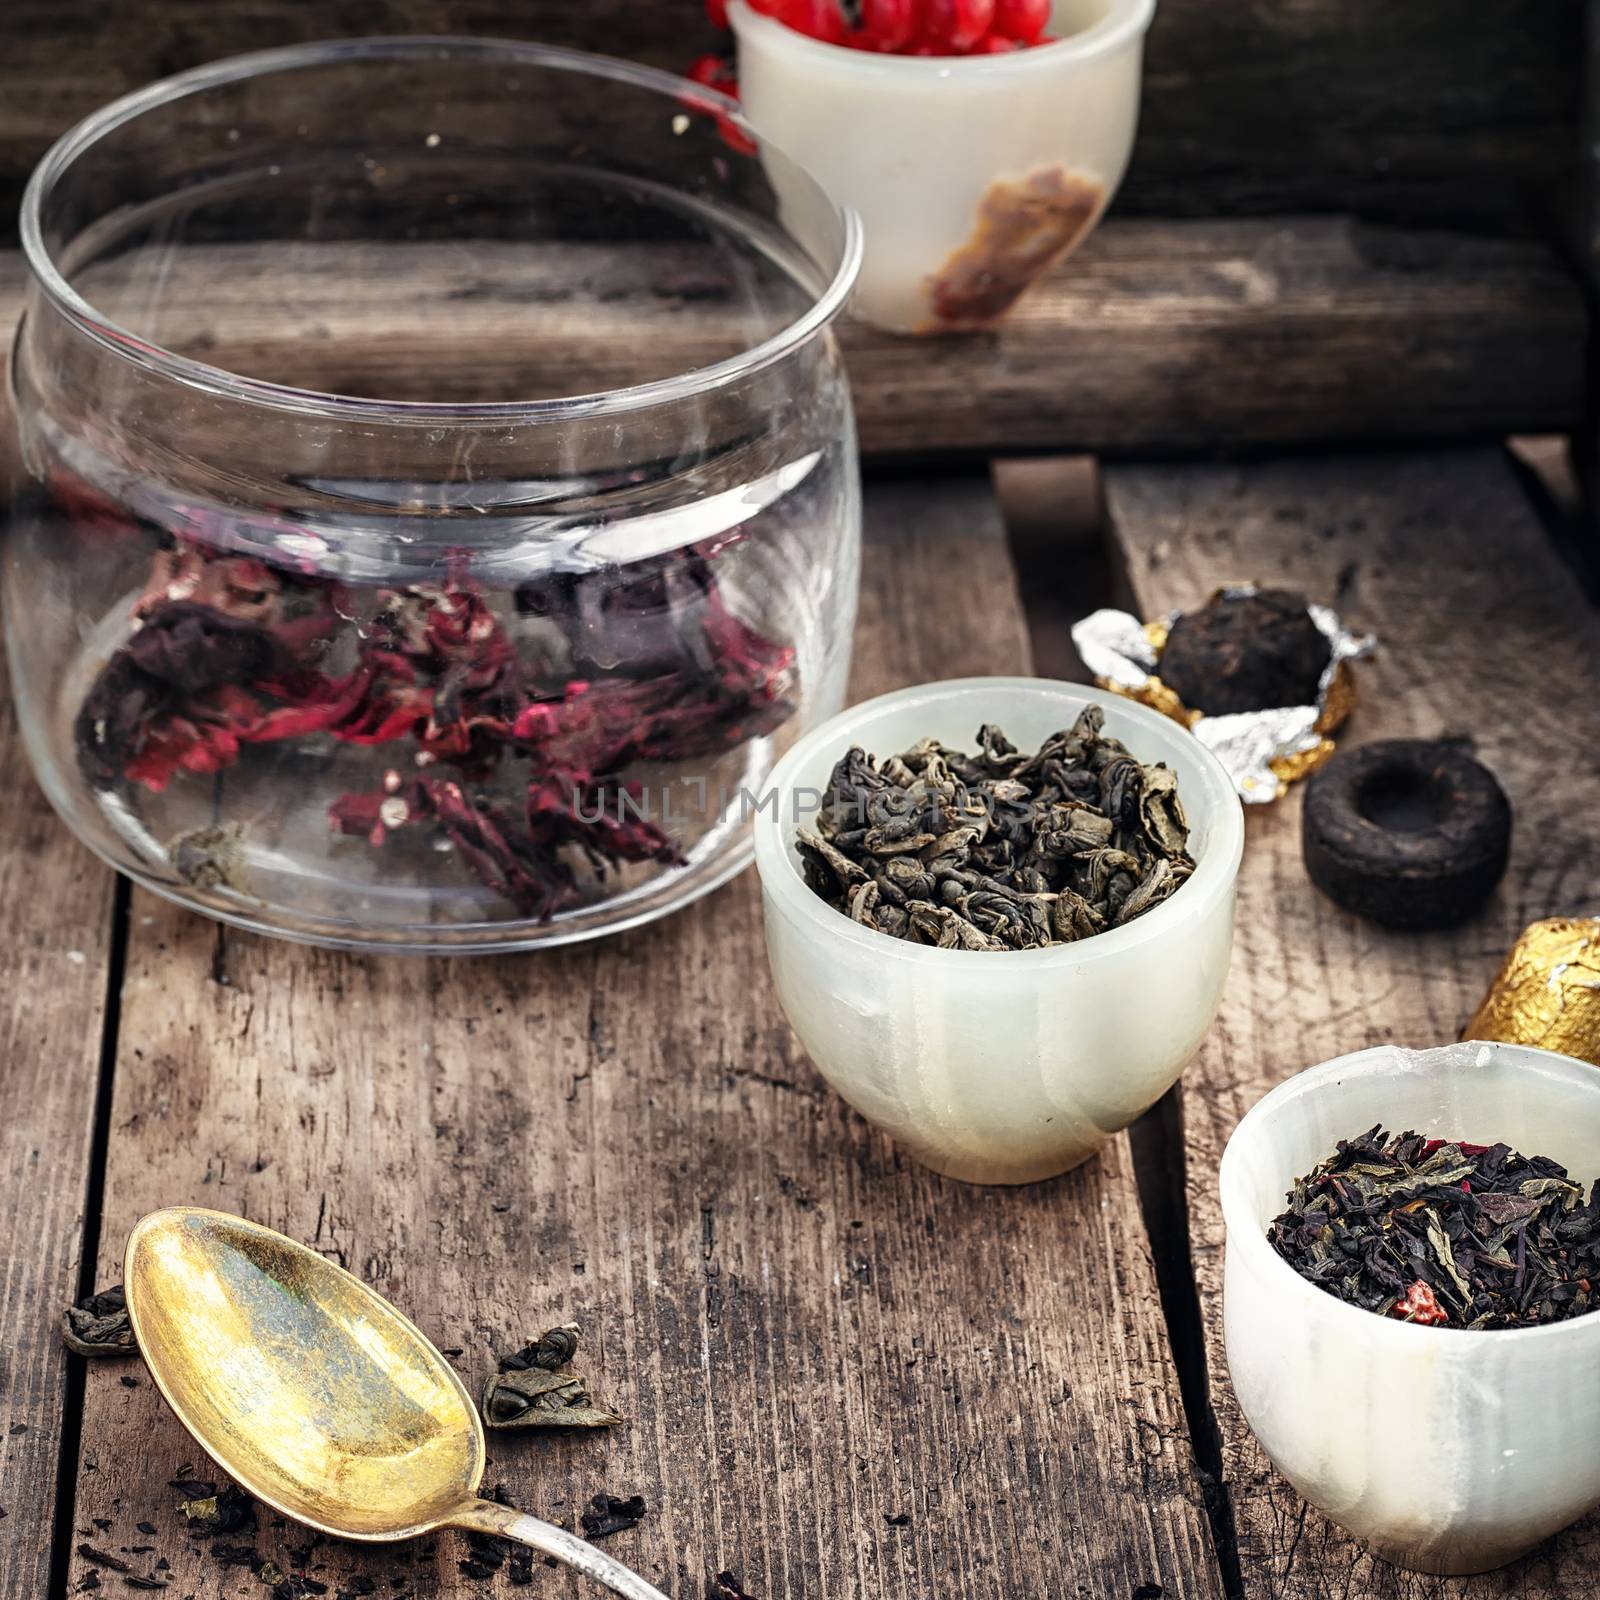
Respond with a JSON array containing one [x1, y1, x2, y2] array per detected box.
[[75, 503, 791, 920]]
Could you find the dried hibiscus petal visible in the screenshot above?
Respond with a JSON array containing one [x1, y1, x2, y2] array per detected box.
[[76, 602, 286, 787], [525, 773, 683, 872], [331, 777, 578, 917], [331, 772, 683, 919], [75, 518, 793, 920]]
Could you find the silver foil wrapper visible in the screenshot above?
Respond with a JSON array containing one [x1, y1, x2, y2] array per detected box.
[[1071, 587, 1375, 803]]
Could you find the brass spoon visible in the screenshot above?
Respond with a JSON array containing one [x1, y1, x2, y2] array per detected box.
[[123, 1207, 669, 1600]]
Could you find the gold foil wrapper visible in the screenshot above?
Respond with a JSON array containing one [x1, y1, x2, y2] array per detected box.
[[1464, 918, 1600, 1067], [1120, 616, 1358, 797], [1266, 661, 1359, 787], [1117, 620, 1198, 727], [1073, 589, 1374, 804]]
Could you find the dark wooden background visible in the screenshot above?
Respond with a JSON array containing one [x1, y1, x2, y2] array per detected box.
[[4, 1, 1589, 460], [1, 0, 1585, 243]]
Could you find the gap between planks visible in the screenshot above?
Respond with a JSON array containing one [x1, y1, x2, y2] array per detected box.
[[992, 453, 1247, 1600], [0, 636, 120, 1600]]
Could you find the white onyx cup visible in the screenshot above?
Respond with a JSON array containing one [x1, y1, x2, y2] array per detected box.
[[751, 678, 1242, 1184], [1221, 1041, 1600, 1575], [729, 0, 1156, 334]]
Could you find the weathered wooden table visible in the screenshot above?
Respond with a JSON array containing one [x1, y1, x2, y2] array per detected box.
[[2, 438, 1597, 1600]]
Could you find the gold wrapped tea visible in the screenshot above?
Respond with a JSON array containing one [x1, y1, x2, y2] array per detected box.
[[1464, 918, 1600, 1067]]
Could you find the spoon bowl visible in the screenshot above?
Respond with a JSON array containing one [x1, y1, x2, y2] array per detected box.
[[125, 1208, 481, 1538], [125, 1207, 668, 1598]]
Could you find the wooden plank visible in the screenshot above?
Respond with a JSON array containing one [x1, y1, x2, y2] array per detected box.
[[1105, 450, 1600, 1598], [1569, 1, 1600, 583], [1127, 0, 1583, 237], [0, 1, 1580, 242], [0, 217, 1587, 460], [0, 646, 118, 1594], [62, 479, 1223, 1599]]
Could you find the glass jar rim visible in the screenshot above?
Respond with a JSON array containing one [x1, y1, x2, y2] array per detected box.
[[19, 34, 865, 425]]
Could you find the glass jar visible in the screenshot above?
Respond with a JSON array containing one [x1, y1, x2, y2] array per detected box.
[[7, 38, 862, 952]]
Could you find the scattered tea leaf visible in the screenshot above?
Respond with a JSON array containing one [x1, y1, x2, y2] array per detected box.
[[181, 1486, 256, 1536], [62, 1287, 135, 1358], [581, 1494, 647, 1541], [457, 1485, 533, 1587], [483, 1324, 621, 1431], [497, 1325, 580, 1373], [482, 1368, 623, 1431], [76, 1546, 131, 1573]]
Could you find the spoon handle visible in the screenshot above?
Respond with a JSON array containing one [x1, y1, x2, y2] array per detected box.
[[454, 1499, 671, 1600]]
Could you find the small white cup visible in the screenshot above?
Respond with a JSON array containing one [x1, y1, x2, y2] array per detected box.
[[1221, 1041, 1600, 1575], [730, 0, 1156, 334], [751, 678, 1242, 1184]]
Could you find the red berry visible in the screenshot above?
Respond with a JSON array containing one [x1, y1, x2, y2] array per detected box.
[[993, 0, 1049, 42], [922, 0, 996, 51], [747, 0, 782, 12], [859, 0, 918, 50], [972, 30, 1020, 50], [777, 0, 847, 41], [686, 53, 738, 93], [716, 113, 758, 155], [706, 0, 731, 26]]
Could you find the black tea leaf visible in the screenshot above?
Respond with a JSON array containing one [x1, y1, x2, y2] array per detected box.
[[1269, 1127, 1600, 1329]]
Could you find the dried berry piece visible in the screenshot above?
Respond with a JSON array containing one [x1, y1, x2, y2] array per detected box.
[[775, 0, 847, 42], [858, 0, 916, 49], [992, 0, 1049, 42], [922, 0, 995, 50]]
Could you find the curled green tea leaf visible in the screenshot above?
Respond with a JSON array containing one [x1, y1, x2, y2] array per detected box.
[[795, 709, 1195, 952], [498, 1323, 581, 1373], [482, 1368, 623, 1431], [62, 1285, 135, 1358], [482, 1323, 622, 1431]]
